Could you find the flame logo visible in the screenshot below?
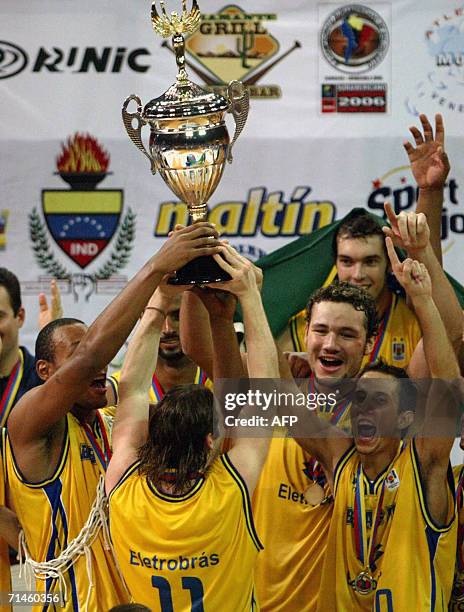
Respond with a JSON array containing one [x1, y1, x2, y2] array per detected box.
[[56, 133, 110, 173]]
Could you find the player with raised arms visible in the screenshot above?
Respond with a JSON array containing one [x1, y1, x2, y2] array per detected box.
[[106, 245, 278, 611], [2, 223, 221, 611], [288, 236, 460, 610]]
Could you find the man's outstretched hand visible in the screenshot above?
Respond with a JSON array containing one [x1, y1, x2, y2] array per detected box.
[[404, 113, 449, 192]]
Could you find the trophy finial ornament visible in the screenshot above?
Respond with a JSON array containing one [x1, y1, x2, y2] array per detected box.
[[151, 0, 201, 37], [123, 0, 249, 284], [151, 0, 201, 82]]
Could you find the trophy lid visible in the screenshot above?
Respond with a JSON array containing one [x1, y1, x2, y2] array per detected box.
[[143, 79, 229, 119]]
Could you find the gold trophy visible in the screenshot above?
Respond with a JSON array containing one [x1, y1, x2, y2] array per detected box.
[[122, 0, 249, 284]]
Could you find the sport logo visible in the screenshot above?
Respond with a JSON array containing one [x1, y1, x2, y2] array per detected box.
[[367, 166, 462, 245], [0, 41, 28, 79], [161, 5, 301, 98], [320, 5, 389, 74], [28, 134, 136, 300]]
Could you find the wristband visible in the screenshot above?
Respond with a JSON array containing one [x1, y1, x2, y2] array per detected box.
[[143, 306, 167, 318]]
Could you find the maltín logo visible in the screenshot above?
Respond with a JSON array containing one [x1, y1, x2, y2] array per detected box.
[[27, 134, 136, 301], [161, 5, 301, 99]]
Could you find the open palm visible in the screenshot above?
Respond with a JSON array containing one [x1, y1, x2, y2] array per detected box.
[[404, 114, 449, 190]]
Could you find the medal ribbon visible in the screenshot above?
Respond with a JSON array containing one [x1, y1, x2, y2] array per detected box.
[[369, 295, 394, 363], [151, 367, 207, 401], [0, 350, 24, 427], [151, 373, 164, 402], [353, 463, 386, 569], [353, 443, 404, 570], [194, 368, 207, 385], [83, 411, 112, 472]]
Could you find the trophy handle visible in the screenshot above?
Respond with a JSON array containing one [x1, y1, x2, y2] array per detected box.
[[226, 81, 250, 163], [122, 95, 157, 175]]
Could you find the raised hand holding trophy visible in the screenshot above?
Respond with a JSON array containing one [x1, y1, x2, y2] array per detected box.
[[122, 0, 250, 284]]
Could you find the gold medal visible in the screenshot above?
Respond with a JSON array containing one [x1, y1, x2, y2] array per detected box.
[[349, 570, 377, 595], [303, 482, 326, 505]]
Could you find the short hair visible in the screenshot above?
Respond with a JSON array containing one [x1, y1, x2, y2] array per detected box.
[[333, 210, 386, 259], [139, 385, 217, 494], [0, 268, 21, 315], [305, 281, 378, 341], [35, 317, 85, 362], [359, 359, 418, 413]]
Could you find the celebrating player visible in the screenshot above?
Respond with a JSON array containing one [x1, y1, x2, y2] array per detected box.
[[292, 237, 460, 610], [3, 224, 221, 610], [106, 246, 278, 610]]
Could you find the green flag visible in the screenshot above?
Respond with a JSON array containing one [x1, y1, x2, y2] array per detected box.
[[252, 208, 464, 336]]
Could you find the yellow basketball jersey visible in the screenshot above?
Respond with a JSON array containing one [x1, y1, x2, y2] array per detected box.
[[3, 412, 127, 611], [253, 401, 351, 611], [318, 440, 456, 611], [0, 429, 11, 612], [288, 268, 421, 369], [109, 453, 262, 611], [253, 435, 332, 612], [450, 464, 464, 610], [106, 366, 213, 417]]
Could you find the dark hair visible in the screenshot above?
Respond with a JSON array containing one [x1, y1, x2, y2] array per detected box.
[[0, 268, 21, 315], [305, 281, 378, 340], [109, 605, 152, 612], [359, 359, 418, 413], [35, 317, 85, 362], [333, 210, 386, 259], [139, 385, 217, 494]]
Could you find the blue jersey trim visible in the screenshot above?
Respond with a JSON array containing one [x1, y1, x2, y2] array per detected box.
[[221, 453, 264, 552]]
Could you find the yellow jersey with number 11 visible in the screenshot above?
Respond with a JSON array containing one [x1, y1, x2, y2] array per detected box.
[[109, 453, 262, 611]]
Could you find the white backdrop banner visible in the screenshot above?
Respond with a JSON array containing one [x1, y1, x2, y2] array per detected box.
[[1, 0, 464, 349]]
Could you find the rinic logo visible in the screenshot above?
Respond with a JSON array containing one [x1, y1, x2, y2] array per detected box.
[[0, 41, 28, 79], [320, 5, 389, 74], [28, 133, 136, 301], [0, 42, 150, 79], [161, 5, 301, 99]]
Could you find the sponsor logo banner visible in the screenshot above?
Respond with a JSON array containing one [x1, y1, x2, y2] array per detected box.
[[0, 40, 150, 79], [153, 186, 336, 238], [366, 165, 463, 251], [160, 4, 302, 99], [319, 3, 391, 114], [406, 6, 464, 115], [26, 133, 135, 302]]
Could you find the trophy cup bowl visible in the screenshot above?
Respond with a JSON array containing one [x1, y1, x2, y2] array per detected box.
[[122, 1, 249, 285]]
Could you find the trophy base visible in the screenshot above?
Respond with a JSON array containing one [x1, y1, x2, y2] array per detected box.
[[168, 254, 231, 285]]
